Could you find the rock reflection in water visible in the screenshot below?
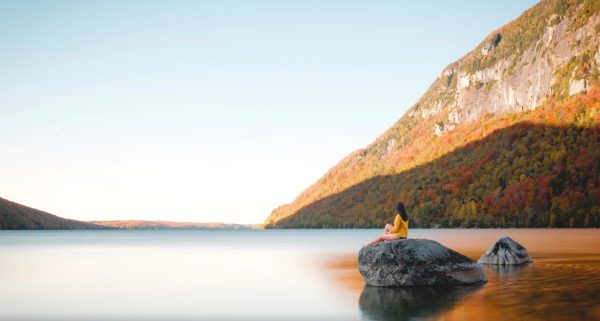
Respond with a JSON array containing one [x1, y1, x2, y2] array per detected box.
[[485, 263, 529, 279], [359, 285, 482, 321]]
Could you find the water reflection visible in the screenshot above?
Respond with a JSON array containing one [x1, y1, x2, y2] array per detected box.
[[333, 229, 600, 320], [484, 263, 530, 278], [359, 285, 483, 321], [1, 229, 599, 320]]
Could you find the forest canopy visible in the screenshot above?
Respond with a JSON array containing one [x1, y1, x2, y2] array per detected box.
[[266, 87, 600, 228]]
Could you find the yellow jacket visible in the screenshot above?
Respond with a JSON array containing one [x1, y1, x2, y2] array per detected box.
[[390, 214, 408, 238]]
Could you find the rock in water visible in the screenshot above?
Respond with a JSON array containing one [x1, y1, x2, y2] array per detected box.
[[478, 236, 532, 265], [358, 239, 487, 287]]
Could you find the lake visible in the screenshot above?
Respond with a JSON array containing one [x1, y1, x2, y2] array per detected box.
[[0, 229, 599, 320]]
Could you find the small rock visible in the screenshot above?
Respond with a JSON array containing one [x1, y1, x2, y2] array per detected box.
[[358, 239, 487, 287], [448, 111, 461, 124], [457, 73, 471, 90], [434, 123, 444, 136], [481, 33, 502, 55], [443, 68, 455, 86], [569, 78, 587, 96], [380, 138, 396, 159], [478, 236, 532, 265]]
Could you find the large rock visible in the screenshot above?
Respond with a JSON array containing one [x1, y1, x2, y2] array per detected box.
[[358, 239, 487, 287], [478, 236, 532, 265]]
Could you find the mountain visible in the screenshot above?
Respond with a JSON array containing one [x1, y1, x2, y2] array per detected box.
[[90, 220, 252, 229], [265, 0, 600, 228], [0, 197, 256, 230], [0, 197, 101, 229]]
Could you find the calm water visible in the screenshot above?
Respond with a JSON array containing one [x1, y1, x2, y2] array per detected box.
[[1, 229, 599, 321]]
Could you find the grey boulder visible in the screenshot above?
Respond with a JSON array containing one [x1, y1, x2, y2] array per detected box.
[[358, 239, 487, 287], [478, 236, 532, 265]]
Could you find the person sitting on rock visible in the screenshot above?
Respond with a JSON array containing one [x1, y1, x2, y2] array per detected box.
[[365, 202, 409, 247]]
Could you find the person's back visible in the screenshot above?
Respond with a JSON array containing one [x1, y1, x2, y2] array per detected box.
[[364, 201, 409, 247], [390, 212, 408, 238], [390, 202, 408, 238]]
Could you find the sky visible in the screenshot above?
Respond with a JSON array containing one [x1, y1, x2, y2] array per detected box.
[[0, 0, 538, 224]]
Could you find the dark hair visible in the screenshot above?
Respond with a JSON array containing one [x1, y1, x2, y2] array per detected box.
[[396, 202, 408, 221]]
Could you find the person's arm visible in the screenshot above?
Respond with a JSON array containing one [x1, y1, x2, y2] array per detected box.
[[389, 214, 401, 234]]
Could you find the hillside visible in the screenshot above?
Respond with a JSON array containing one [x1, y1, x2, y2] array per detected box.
[[91, 220, 251, 229], [0, 197, 101, 229], [265, 0, 600, 228], [0, 197, 255, 230]]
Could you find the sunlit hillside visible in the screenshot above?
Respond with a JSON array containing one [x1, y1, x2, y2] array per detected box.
[[266, 0, 600, 228]]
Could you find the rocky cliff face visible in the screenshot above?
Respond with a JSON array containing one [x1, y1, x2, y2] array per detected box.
[[416, 3, 600, 135], [265, 0, 600, 227]]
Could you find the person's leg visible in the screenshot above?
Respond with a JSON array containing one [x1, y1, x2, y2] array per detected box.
[[364, 236, 381, 247], [365, 233, 399, 247], [384, 224, 394, 233], [380, 233, 399, 241]]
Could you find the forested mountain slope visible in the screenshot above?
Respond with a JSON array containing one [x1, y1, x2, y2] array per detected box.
[[265, 0, 600, 228], [0, 197, 101, 229]]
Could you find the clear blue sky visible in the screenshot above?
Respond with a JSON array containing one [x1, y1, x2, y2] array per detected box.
[[0, 0, 538, 223]]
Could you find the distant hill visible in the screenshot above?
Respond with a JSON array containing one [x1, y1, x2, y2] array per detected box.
[[91, 220, 253, 229], [0, 197, 101, 229], [265, 0, 600, 228], [0, 196, 255, 230]]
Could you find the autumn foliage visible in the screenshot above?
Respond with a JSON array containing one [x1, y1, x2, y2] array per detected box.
[[266, 87, 600, 228]]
